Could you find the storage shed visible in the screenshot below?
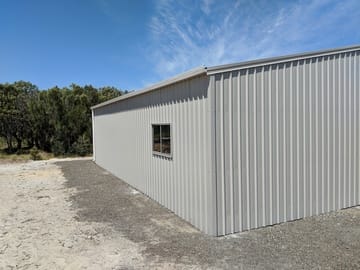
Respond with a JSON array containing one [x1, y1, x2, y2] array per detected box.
[[91, 45, 360, 236]]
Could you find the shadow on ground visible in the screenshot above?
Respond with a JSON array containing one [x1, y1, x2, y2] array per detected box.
[[57, 160, 360, 269]]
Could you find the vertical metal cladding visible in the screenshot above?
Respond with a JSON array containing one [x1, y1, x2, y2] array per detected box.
[[92, 46, 360, 236], [214, 51, 360, 235], [93, 75, 217, 235]]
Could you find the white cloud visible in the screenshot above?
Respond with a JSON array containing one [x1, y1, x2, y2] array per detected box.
[[146, 0, 360, 81], [201, 0, 213, 15]]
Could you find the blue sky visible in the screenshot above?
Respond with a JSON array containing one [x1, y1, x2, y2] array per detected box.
[[0, 0, 359, 91]]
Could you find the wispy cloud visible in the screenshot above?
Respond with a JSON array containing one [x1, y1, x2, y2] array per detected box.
[[200, 0, 213, 15], [146, 0, 360, 80]]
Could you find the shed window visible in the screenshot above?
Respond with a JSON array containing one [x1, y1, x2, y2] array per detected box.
[[152, 124, 171, 155]]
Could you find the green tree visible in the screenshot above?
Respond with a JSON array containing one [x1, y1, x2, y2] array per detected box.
[[29, 90, 53, 151], [98, 86, 122, 103], [0, 82, 36, 152], [0, 81, 124, 155], [13, 81, 38, 149]]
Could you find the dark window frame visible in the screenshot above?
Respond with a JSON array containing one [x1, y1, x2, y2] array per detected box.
[[152, 124, 172, 158]]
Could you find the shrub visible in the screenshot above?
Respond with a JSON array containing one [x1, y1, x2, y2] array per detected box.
[[70, 136, 92, 156], [30, 148, 42, 160], [51, 140, 66, 156]]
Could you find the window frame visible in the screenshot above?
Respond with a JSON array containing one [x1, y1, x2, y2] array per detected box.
[[152, 123, 172, 158]]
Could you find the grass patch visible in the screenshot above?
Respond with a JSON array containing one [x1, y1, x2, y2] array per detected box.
[[0, 138, 92, 163], [0, 148, 55, 162], [0, 137, 6, 149], [0, 138, 54, 162]]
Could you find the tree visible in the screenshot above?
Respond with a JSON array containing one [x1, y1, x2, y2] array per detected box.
[[0, 84, 16, 151], [98, 86, 122, 103], [0, 81, 124, 155], [29, 90, 53, 151], [0, 83, 33, 152], [12, 81, 38, 149]]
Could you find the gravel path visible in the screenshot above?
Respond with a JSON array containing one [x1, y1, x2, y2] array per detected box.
[[0, 159, 359, 269], [59, 160, 360, 269]]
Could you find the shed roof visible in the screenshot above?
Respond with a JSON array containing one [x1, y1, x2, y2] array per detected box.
[[207, 44, 360, 74], [91, 67, 206, 110], [92, 44, 360, 110]]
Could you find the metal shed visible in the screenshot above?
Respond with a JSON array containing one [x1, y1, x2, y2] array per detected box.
[[91, 45, 360, 236]]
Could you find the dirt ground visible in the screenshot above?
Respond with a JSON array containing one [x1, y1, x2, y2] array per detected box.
[[0, 159, 360, 269]]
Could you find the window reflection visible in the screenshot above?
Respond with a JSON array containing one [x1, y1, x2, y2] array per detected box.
[[152, 124, 171, 155]]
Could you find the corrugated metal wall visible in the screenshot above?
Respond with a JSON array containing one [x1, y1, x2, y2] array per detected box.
[[214, 50, 360, 235], [93, 75, 217, 235]]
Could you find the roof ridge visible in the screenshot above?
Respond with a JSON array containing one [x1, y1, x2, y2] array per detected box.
[[207, 44, 360, 74]]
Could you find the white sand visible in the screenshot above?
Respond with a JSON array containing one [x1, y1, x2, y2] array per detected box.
[[0, 159, 146, 270]]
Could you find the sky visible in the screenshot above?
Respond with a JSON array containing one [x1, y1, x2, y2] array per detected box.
[[0, 0, 360, 91]]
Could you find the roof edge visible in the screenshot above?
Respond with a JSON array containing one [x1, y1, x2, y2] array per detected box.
[[91, 67, 207, 110], [207, 44, 360, 75], [92, 45, 360, 110]]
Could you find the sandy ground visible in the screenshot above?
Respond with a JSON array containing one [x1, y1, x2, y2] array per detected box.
[[0, 159, 149, 270], [1, 159, 360, 269]]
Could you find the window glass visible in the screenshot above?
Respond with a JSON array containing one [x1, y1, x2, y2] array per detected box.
[[152, 124, 171, 155], [161, 125, 170, 138], [162, 138, 171, 154], [153, 125, 161, 152]]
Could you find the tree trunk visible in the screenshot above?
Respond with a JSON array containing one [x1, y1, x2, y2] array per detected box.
[[27, 138, 34, 149], [35, 140, 40, 149], [6, 136, 13, 153], [16, 137, 22, 151]]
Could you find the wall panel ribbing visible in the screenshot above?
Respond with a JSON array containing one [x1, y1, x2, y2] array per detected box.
[[93, 75, 217, 235], [214, 50, 360, 235]]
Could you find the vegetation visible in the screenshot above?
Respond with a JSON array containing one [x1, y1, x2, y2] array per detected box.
[[0, 81, 124, 159]]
